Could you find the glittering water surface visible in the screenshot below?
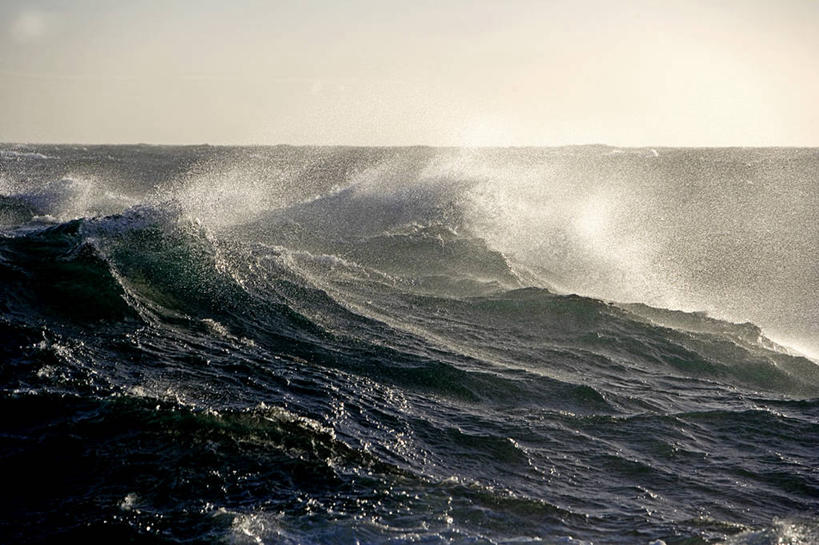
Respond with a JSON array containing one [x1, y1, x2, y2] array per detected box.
[[1, 145, 817, 544]]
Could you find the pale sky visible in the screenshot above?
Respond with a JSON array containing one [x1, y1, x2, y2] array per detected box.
[[1, 0, 817, 146]]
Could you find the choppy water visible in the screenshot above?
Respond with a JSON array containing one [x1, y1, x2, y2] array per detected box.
[[1, 145, 817, 544]]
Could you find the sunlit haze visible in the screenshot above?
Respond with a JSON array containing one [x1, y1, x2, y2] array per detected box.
[[1, 0, 817, 145]]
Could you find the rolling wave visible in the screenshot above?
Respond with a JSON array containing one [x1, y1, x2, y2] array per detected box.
[[1, 145, 817, 544]]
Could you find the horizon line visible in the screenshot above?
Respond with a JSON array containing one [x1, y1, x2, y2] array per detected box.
[[3, 141, 819, 150]]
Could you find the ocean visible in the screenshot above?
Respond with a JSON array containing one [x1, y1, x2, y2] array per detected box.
[[1, 144, 817, 544]]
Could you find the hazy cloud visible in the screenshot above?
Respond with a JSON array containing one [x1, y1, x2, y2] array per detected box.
[[0, 1, 817, 145], [10, 10, 48, 43]]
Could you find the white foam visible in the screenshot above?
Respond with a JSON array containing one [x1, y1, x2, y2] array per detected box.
[[720, 518, 819, 545], [0, 149, 52, 160], [3, 176, 137, 221]]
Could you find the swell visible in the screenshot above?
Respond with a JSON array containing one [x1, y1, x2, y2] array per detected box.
[[2, 203, 816, 414], [0, 207, 604, 411], [0, 390, 606, 545], [3, 385, 817, 544]]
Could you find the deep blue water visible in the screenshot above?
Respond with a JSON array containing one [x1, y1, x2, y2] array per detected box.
[[1, 145, 817, 544]]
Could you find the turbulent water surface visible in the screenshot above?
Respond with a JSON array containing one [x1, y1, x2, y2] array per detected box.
[[1, 145, 818, 544]]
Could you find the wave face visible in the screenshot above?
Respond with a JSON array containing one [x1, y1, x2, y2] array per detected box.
[[1, 145, 818, 544]]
